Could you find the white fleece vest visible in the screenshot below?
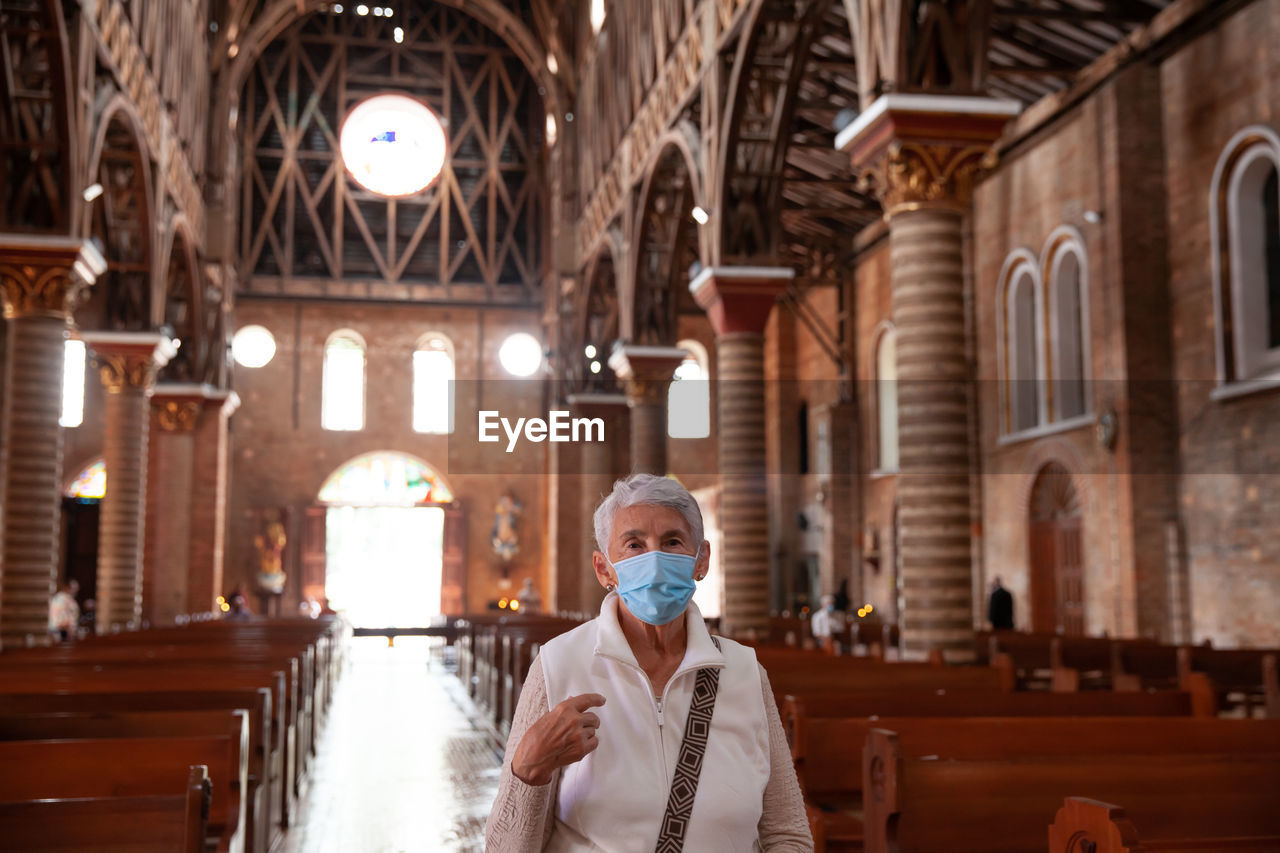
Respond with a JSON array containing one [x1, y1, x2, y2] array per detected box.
[[537, 594, 771, 853]]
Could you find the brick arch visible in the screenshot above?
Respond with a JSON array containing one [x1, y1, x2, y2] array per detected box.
[[629, 126, 704, 345], [712, 0, 832, 264], [79, 99, 156, 333], [1015, 441, 1096, 520], [157, 220, 205, 383], [570, 237, 622, 394]]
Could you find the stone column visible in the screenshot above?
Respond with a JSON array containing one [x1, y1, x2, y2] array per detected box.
[[567, 392, 628, 615], [607, 344, 687, 476], [0, 236, 105, 649], [690, 267, 794, 636], [840, 94, 1018, 659], [144, 384, 239, 625], [84, 333, 175, 631]]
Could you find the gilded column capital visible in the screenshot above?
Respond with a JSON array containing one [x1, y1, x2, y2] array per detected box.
[[607, 344, 689, 406], [862, 141, 996, 215], [836, 94, 1021, 218], [156, 400, 202, 432], [0, 236, 106, 320], [84, 332, 178, 395]]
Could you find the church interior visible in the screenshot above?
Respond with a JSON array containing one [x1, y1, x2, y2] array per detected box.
[[1, 0, 1279, 849]]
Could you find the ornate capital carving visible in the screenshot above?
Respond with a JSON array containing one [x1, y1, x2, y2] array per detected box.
[[156, 400, 201, 432], [0, 237, 105, 320], [95, 351, 163, 394], [84, 333, 177, 395], [837, 94, 1020, 219], [620, 376, 668, 405], [0, 264, 91, 320], [607, 344, 688, 405], [860, 141, 997, 215]]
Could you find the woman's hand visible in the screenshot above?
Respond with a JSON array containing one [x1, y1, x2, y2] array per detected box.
[[511, 693, 606, 786]]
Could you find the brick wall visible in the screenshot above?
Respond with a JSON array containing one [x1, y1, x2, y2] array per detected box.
[[1160, 0, 1280, 646], [227, 298, 551, 614]]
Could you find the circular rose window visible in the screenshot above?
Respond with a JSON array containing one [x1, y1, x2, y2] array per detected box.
[[339, 94, 447, 196]]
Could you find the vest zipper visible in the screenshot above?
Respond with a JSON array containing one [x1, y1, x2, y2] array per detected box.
[[595, 652, 725, 792]]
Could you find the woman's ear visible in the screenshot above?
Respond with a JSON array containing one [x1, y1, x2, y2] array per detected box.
[[694, 540, 710, 580], [592, 550, 615, 589]]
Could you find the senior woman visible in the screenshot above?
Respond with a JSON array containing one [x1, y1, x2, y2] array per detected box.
[[484, 473, 812, 852]]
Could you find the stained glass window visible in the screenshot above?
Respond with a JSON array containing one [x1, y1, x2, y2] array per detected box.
[[318, 452, 453, 506], [65, 459, 106, 499]]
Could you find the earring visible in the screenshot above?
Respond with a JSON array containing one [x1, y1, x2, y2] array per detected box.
[[606, 583, 616, 593]]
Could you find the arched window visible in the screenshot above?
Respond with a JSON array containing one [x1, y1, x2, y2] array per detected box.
[[413, 333, 454, 434], [873, 325, 898, 472], [65, 458, 106, 499], [1044, 230, 1090, 422], [668, 339, 710, 439], [1212, 127, 1280, 385], [322, 330, 366, 431], [1000, 254, 1043, 434]]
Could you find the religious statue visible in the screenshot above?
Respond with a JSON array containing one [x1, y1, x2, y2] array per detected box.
[[254, 508, 288, 594], [491, 492, 523, 564]]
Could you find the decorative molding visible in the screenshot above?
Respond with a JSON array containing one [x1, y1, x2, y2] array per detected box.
[[156, 400, 201, 432], [864, 141, 994, 215], [84, 332, 176, 394], [577, 0, 753, 263], [839, 94, 1020, 216], [87, 0, 206, 241], [0, 237, 106, 319]]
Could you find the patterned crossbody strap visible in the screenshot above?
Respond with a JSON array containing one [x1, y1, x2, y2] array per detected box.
[[654, 636, 723, 853]]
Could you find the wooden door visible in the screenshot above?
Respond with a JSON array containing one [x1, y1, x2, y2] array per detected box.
[[441, 503, 467, 615], [1029, 519, 1059, 633], [301, 507, 327, 604], [1057, 517, 1085, 635]]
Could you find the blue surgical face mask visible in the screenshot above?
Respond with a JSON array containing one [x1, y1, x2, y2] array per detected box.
[[608, 549, 698, 626]]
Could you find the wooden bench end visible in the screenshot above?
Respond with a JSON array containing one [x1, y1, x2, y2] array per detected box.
[[1048, 796, 1141, 853]]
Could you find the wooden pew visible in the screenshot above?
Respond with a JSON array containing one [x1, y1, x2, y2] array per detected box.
[[0, 618, 342, 853], [0, 735, 248, 853], [1181, 647, 1280, 717], [0, 710, 267, 853], [0, 671, 290, 845], [861, 721, 1280, 853], [0, 765, 210, 853], [757, 652, 1015, 705], [497, 619, 578, 734], [2, 646, 314, 787], [1049, 795, 1280, 853], [789, 690, 1213, 852]]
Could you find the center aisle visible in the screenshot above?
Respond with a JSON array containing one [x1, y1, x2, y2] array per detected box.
[[282, 637, 502, 853]]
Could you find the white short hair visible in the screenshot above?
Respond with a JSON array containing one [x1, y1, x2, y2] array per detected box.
[[593, 474, 704, 554]]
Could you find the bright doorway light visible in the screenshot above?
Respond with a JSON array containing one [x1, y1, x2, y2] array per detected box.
[[61, 339, 86, 428], [340, 94, 447, 197], [232, 324, 276, 368], [498, 332, 543, 377], [590, 0, 606, 33]]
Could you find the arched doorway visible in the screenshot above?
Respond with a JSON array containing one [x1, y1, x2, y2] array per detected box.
[[315, 452, 456, 628], [1029, 463, 1084, 635], [62, 459, 106, 610]]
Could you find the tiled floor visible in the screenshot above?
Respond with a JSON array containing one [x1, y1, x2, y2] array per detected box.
[[280, 638, 502, 853]]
